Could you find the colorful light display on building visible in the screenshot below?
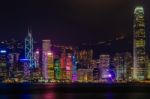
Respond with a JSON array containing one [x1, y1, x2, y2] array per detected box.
[[54, 59, 60, 81], [72, 54, 77, 82], [66, 53, 72, 81]]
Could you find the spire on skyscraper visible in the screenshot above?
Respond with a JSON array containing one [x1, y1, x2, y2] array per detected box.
[[25, 26, 35, 69]]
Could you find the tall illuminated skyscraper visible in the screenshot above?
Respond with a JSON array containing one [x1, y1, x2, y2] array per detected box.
[[42, 40, 52, 80], [25, 28, 35, 69], [66, 53, 72, 82], [47, 52, 54, 81], [133, 6, 146, 81]]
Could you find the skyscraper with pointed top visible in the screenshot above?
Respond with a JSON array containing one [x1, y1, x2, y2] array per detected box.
[[25, 27, 35, 69], [133, 6, 146, 81]]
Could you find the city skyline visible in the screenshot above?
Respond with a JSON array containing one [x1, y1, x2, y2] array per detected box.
[[0, 5, 149, 83], [0, 0, 149, 45], [0, 1, 150, 99]]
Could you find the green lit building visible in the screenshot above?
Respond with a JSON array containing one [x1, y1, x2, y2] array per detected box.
[[133, 6, 146, 81], [54, 59, 61, 81]]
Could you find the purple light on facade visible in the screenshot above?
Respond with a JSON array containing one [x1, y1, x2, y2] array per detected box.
[[20, 58, 30, 79], [36, 51, 39, 54], [108, 74, 112, 78], [72, 54, 77, 82]]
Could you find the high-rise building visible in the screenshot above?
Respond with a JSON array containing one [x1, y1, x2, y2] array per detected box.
[[124, 52, 133, 81], [34, 49, 40, 68], [66, 53, 72, 82], [42, 40, 52, 80], [93, 68, 99, 82], [147, 57, 150, 80], [60, 53, 66, 81], [133, 6, 146, 81], [72, 53, 77, 82], [0, 49, 8, 80], [25, 29, 35, 69], [99, 54, 110, 81], [54, 58, 60, 81], [20, 59, 30, 79], [8, 53, 20, 78], [47, 52, 54, 81], [113, 53, 125, 81]]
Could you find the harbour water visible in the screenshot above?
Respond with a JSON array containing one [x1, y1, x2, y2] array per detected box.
[[0, 83, 150, 99], [0, 92, 150, 99]]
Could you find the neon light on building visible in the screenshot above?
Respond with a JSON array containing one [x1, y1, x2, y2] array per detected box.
[[0, 50, 6, 54]]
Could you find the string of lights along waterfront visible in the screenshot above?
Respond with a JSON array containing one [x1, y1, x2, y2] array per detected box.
[[0, 5, 150, 83]]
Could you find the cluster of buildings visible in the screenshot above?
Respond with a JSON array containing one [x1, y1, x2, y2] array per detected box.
[[0, 6, 149, 83]]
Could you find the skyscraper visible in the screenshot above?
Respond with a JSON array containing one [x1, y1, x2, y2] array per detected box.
[[99, 54, 110, 81], [47, 52, 54, 81], [25, 29, 35, 68], [133, 6, 146, 81], [42, 40, 52, 80], [34, 49, 40, 68]]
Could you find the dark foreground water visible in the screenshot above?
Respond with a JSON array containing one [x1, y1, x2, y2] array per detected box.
[[0, 83, 150, 99], [0, 92, 150, 99]]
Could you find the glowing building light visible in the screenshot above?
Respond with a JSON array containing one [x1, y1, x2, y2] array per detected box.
[[36, 51, 39, 54], [108, 74, 112, 78], [47, 52, 52, 56], [0, 50, 6, 53], [66, 66, 71, 70]]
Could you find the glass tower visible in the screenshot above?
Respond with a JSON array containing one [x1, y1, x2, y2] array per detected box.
[[133, 6, 146, 81], [25, 29, 35, 69]]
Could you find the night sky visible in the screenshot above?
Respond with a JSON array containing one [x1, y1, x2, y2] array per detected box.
[[0, 0, 150, 45]]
